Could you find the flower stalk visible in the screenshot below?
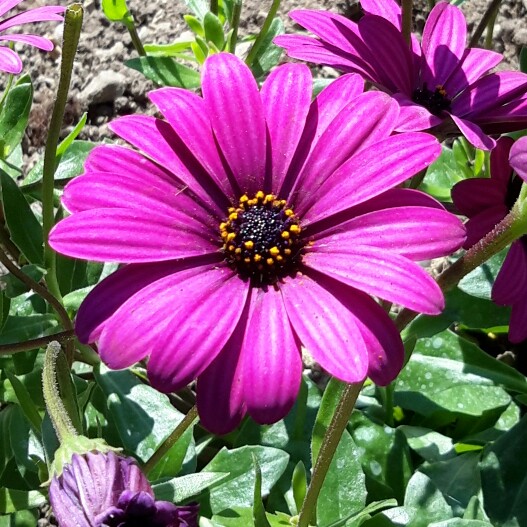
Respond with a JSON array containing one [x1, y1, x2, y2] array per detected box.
[[42, 3, 83, 305], [228, 0, 242, 54], [297, 382, 363, 527], [245, 0, 280, 66], [401, 0, 413, 46], [469, 0, 502, 47]]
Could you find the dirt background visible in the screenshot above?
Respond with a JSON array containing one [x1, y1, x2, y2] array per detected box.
[[14, 0, 527, 170]]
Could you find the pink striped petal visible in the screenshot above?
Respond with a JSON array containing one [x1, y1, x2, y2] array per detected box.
[[394, 94, 442, 132], [75, 260, 209, 344], [491, 136, 515, 184], [358, 15, 414, 94], [242, 287, 302, 424], [281, 274, 368, 383], [444, 48, 502, 96], [452, 72, 527, 117], [492, 241, 527, 305], [0, 0, 25, 18], [291, 92, 399, 214], [108, 116, 227, 212], [99, 267, 248, 382], [304, 246, 444, 314], [449, 113, 495, 151], [49, 208, 218, 263], [0, 33, 53, 50], [0, 6, 64, 31], [421, 3, 467, 87], [509, 298, 527, 343], [360, 0, 401, 28], [0, 46, 21, 73], [510, 136, 527, 183], [312, 206, 465, 261], [303, 132, 440, 225], [260, 63, 312, 193], [202, 53, 266, 195], [452, 178, 507, 218], [148, 88, 236, 200], [197, 326, 247, 434], [62, 172, 216, 229], [463, 207, 506, 249]]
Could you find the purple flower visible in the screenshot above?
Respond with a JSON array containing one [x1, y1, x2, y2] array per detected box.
[[275, 1, 527, 150], [49, 53, 465, 433], [452, 136, 527, 343], [49, 451, 198, 527], [0, 0, 64, 74]]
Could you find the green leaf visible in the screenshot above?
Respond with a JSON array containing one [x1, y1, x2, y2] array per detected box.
[[203, 12, 225, 49], [126, 56, 201, 88], [317, 430, 367, 527], [430, 520, 493, 527], [57, 113, 88, 157], [94, 365, 192, 471], [0, 509, 38, 527], [250, 18, 285, 78], [253, 454, 272, 527], [102, 0, 131, 23], [0, 489, 46, 514], [5, 372, 42, 435], [199, 445, 289, 515], [0, 75, 33, 159], [480, 414, 527, 527], [457, 250, 507, 301], [184, 14, 205, 37], [152, 472, 229, 502], [520, 46, 527, 74], [210, 507, 291, 527], [0, 170, 43, 265], [143, 40, 194, 57], [398, 426, 455, 463], [291, 461, 307, 516], [22, 140, 96, 188], [0, 291, 9, 333], [183, 0, 209, 19], [0, 265, 45, 299], [0, 315, 58, 346]]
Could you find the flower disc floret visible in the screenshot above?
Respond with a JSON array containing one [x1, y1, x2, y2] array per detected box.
[[220, 191, 303, 284], [412, 84, 452, 116]]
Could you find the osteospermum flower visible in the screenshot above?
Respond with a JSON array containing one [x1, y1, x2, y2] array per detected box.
[[0, 0, 64, 74], [452, 136, 527, 343], [49, 451, 199, 527], [49, 53, 465, 434], [275, 0, 527, 150]]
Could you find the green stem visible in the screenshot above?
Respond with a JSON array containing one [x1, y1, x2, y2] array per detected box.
[[42, 341, 78, 442], [124, 17, 146, 56], [381, 383, 395, 427], [297, 383, 363, 527], [245, 0, 280, 66], [427, 0, 435, 10], [395, 206, 526, 332], [401, 0, 413, 47], [143, 405, 199, 475], [0, 330, 75, 355], [484, 1, 499, 49], [0, 73, 14, 113], [228, 0, 242, 54], [42, 3, 83, 306], [210, 0, 218, 16], [469, 0, 502, 47]]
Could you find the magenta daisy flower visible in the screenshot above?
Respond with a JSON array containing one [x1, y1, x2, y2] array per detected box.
[[49, 53, 465, 434], [275, 1, 527, 150], [452, 136, 527, 343], [0, 0, 65, 74], [49, 451, 198, 527]]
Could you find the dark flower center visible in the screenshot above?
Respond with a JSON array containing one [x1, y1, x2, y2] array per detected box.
[[412, 83, 452, 116], [506, 174, 523, 210], [220, 191, 304, 284]]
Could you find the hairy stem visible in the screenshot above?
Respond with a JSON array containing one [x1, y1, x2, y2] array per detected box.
[[0, 330, 75, 355]]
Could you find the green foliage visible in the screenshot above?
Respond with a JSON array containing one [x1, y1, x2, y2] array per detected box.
[[126, 57, 201, 88]]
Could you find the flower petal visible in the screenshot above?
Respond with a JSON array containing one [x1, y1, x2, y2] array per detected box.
[[492, 241, 527, 305], [491, 136, 515, 184], [49, 208, 218, 263], [109, 115, 227, 212], [510, 136, 527, 183], [202, 53, 266, 195], [148, 87, 236, 200], [311, 206, 465, 261], [452, 178, 507, 217], [360, 0, 401, 28], [260, 63, 312, 193], [0, 33, 53, 50], [393, 94, 442, 132], [509, 300, 527, 343], [463, 207, 506, 249], [291, 91, 399, 214], [0, 46, 21, 73], [449, 113, 495, 151], [421, 2, 467, 87], [242, 287, 302, 424], [197, 327, 247, 435], [444, 48, 502, 96], [0, 0, 26, 18], [303, 132, 441, 225], [0, 6, 64, 32], [281, 274, 368, 383], [304, 245, 444, 314]]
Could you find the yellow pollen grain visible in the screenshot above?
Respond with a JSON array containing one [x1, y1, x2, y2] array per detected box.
[[240, 194, 249, 203], [266, 258, 274, 266], [281, 231, 290, 240], [227, 232, 236, 242], [235, 248, 242, 254], [276, 255, 283, 262], [285, 209, 294, 217], [244, 257, 251, 263], [229, 212, 238, 221], [244, 240, 254, 250], [219, 222, 228, 230], [228, 245, 235, 252], [269, 246, 280, 257], [221, 231, 228, 239], [254, 254, 262, 262], [228, 207, 235, 213], [289, 224, 301, 234], [256, 190, 265, 200], [264, 194, 275, 203], [248, 199, 257, 206], [284, 248, 292, 256]]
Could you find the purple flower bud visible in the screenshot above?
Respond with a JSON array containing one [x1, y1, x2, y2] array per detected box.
[[49, 451, 198, 527]]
